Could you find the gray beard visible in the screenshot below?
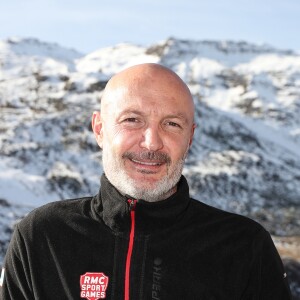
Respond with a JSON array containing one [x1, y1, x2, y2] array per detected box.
[[102, 149, 187, 202]]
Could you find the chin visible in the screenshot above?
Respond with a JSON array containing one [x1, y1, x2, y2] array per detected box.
[[128, 176, 157, 188], [130, 169, 165, 180]]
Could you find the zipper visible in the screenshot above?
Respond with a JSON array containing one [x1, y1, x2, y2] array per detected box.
[[125, 199, 137, 300]]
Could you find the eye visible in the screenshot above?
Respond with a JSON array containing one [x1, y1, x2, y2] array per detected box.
[[124, 117, 139, 123], [166, 121, 181, 128], [120, 117, 144, 129]]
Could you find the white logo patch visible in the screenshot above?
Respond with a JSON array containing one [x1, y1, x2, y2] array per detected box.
[[0, 268, 5, 287]]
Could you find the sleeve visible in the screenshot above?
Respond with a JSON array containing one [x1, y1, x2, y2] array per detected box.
[[0, 225, 34, 300], [256, 229, 292, 300]]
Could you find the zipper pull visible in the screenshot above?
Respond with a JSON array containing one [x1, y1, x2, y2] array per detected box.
[[128, 199, 137, 211]]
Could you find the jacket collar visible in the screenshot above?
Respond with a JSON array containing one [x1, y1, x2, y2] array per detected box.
[[92, 174, 191, 235]]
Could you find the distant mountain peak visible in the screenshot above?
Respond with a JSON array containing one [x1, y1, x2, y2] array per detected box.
[[0, 36, 83, 63], [162, 37, 295, 55]]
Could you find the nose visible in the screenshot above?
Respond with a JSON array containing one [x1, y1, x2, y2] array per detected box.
[[140, 126, 163, 151]]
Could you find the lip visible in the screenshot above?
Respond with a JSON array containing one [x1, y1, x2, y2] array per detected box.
[[131, 158, 163, 166], [129, 158, 165, 172]]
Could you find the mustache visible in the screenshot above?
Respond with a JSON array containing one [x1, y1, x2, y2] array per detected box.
[[122, 151, 171, 164]]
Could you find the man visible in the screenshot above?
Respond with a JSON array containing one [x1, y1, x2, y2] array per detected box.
[[1, 63, 291, 299]]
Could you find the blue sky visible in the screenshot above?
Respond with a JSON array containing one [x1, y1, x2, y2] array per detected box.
[[0, 0, 299, 54]]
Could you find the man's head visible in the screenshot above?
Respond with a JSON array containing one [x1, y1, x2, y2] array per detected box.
[[92, 63, 196, 202]]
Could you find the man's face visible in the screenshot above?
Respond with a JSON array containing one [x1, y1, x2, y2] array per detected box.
[[93, 67, 195, 201]]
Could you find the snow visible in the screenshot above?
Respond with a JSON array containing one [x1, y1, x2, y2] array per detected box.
[[0, 161, 52, 207], [0, 37, 82, 62], [235, 54, 300, 74], [76, 43, 159, 75]]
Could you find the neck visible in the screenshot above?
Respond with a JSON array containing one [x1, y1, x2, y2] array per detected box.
[[148, 185, 177, 202], [112, 180, 178, 202]]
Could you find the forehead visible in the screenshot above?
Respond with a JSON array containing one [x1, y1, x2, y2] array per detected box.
[[101, 65, 195, 123], [107, 85, 192, 119]]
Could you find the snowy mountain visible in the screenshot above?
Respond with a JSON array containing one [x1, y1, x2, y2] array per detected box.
[[0, 37, 299, 296]]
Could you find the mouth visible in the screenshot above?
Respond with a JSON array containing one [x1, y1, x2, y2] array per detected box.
[[130, 158, 164, 167], [123, 151, 171, 174], [128, 158, 166, 174]]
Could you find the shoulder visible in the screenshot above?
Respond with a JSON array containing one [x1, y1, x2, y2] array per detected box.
[[16, 196, 93, 237], [188, 198, 266, 237]]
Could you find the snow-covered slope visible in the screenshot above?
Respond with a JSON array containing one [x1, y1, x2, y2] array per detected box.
[[0, 38, 299, 294]]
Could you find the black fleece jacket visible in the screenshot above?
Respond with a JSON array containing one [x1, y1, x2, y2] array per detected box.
[[1, 175, 291, 299]]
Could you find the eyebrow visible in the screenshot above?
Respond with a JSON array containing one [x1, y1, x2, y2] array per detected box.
[[164, 113, 189, 124], [118, 109, 189, 124], [118, 109, 145, 116]]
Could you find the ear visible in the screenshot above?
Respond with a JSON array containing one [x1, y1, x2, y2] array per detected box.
[[92, 111, 103, 148], [188, 123, 196, 146]]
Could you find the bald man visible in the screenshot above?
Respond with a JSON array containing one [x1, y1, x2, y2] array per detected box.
[[1, 64, 291, 299]]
